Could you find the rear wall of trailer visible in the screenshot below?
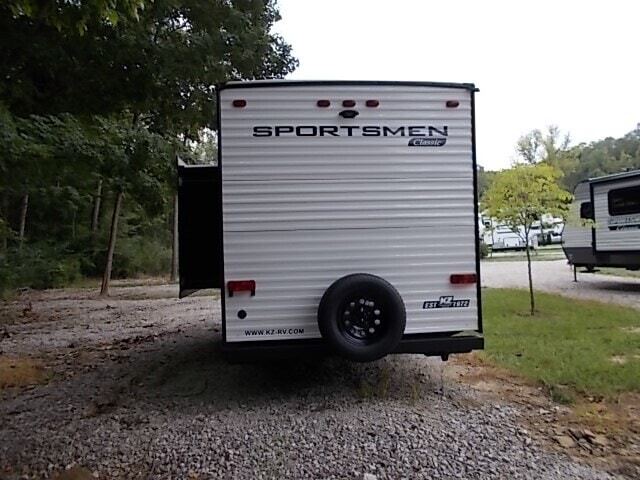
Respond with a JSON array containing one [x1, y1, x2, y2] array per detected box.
[[219, 82, 480, 343], [593, 177, 640, 252]]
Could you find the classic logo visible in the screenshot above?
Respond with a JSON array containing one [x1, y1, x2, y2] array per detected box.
[[423, 295, 470, 309], [408, 137, 447, 147]]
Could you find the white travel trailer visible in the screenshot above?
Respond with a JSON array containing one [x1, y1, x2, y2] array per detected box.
[[563, 170, 640, 271], [178, 80, 483, 362], [481, 219, 539, 251]]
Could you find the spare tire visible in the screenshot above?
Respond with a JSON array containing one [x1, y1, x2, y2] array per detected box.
[[317, 274, 406, 362]]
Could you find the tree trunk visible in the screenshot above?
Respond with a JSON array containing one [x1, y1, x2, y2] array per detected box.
[[525, 239, 535, 315], [100, 191, 123, 297], [71, 209, 76, 239], [170, 194, 179, 283], [1, 191, 8, 252], [91, 179, 103, 236], [18, 192, 29, 249]]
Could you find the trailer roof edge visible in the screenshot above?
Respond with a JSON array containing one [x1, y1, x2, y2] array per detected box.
[[217, 80, 478, 92]]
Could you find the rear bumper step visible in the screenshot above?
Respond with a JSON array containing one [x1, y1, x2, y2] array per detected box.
[[222, 333, 484, 362]]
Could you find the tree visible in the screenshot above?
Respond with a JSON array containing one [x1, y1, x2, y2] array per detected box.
[[0, 1, 297, 295], [0, 0, 298, 138], [6, 0, 147, 35], [95, 117, 174, 295], [516, 130, 543, 164], [477, 165, 497, 200], [482, 163, 572, 315], [560, 129, 640, 189], [516, 126, 572, 166]]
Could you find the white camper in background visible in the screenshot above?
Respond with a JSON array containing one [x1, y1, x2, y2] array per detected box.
[[178, 80, 483, 362], [481, 218, 538, 251], [563, 170, 640, 271]]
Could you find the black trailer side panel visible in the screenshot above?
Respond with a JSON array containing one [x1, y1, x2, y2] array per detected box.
[[178, 164, 222, 297]]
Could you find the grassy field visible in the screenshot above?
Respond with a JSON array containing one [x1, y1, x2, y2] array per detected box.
[[482, 245, 565, 262], [482, 289, 640, 400]]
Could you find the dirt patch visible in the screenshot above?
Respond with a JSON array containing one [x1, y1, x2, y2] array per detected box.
[[0, 356, 50, 389], [610, 355, 628, 365], [451, 353, 640, 478]]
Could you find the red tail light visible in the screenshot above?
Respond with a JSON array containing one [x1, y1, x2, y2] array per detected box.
[[446, 100, 459, 108], [232, 99, 247, 108], [450, 273, 477, 284], [228, 280, 256, 297], [365, 100, 379, 107], [317, 99, 331, 107], [342, 99, 356, 107]]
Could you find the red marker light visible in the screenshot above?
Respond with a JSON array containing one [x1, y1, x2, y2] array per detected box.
[[232, 99, 247, 108], [317, 99, 331, 107], [365, 100, 379, 107], [227, 280, 256, 297], [342, 99, 356, 107], [450, 273, 477, 284], [446, 100, 459, 108]]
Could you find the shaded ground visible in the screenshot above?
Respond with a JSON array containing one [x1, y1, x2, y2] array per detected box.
[[481, 259, 640, 310], [0, 282, 634, 479]]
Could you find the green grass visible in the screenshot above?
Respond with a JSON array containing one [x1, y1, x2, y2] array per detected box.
[[482, 245, 565, 262], [482, 289, 640, 399]]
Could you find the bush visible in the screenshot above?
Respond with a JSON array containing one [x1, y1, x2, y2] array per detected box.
[[0, 256, 14, 299], [479, 240, 490, 258], [111, 236, 171, 278], [1, 243, 83, 292]]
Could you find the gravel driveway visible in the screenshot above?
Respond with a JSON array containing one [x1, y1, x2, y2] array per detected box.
[[482, 260, 640, 310], [0, 283, 622, 479]]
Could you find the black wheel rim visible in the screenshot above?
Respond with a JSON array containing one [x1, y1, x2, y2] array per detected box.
[[338, 295, 387, 345]]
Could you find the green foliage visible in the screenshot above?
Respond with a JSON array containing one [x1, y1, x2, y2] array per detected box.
[[482, 163, 572, 234], [1, 243, 82, 291], [482, 289, 640, 398], [0, 0, 298, 294], [562, 130, 640, 189], [0, 0, 298, 137], [479, 240, 489, 259], [483, 163, 572, 314], [516, 126, 572, 166], [6, 0, 147, 33], [512, 126, 640, 191], [0, 113, 179, 294], [477, 166, 497, 200]]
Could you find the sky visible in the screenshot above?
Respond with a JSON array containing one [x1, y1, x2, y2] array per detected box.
[[272, 0, 640, 170]]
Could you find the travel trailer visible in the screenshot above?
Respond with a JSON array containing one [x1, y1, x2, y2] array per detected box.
[[481, 218, 539, 251], [539, 218, 564, 245], [563, 170, 640, 271], [178, 80, 483, 362]]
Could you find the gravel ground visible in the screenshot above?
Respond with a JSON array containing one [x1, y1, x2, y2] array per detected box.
[[482, 259, 640, 310], [0, 283, 624, 479]]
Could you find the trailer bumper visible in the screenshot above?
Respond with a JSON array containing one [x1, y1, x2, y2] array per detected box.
[[222, 332, 484, 362]]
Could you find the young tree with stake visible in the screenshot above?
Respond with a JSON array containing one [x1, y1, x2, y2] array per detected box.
[[482, 163, 572, 315]]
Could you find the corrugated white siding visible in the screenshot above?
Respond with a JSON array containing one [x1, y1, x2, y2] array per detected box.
[[562, 182, 592, 249], [593, 178, 640, 251], [220, 83, 478, 342]]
